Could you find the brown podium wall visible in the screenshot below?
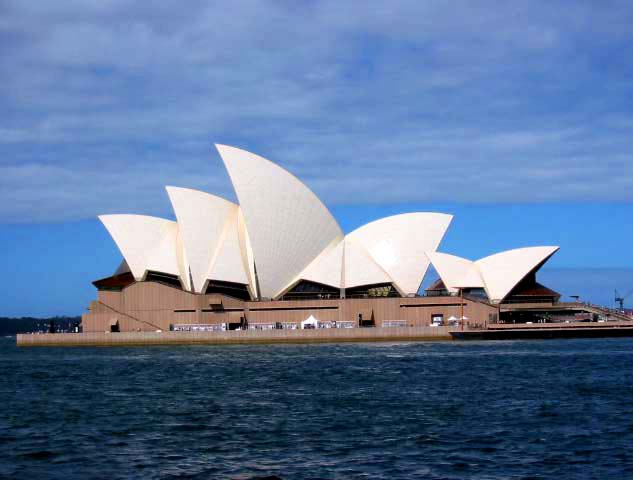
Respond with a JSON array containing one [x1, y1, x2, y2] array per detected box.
[[84, 281, 499, 333], [19, 326, 453, 347]]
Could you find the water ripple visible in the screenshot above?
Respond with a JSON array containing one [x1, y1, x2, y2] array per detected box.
[[1, 338, 632, 479]]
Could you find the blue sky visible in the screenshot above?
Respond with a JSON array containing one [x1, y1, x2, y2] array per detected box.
[[1, 1, 632, 316]]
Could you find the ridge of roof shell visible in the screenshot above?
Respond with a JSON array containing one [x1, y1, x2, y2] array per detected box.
[[343, 237, 395, 289], [296, 238, 345, 289]]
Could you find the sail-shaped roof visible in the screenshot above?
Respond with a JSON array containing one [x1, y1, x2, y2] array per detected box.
[[166, 187, 248, 293], [476, 246, 559, 303], [427, 246, 559, 303], [216, 144, 344, 298], [206, 203, 250, 288], [343, 238, 393, 289], [346, 213, 452, 294], [298, 239, 345, 289], [425, 252, 483, 294], [97, 144, 560, 304], [98, 214, 189, 288]]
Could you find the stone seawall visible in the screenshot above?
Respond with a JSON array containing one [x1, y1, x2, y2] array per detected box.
[[17, 326, 453, 347]]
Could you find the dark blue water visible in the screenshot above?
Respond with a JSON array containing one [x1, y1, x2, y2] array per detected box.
[[2, 338, 633, 479]]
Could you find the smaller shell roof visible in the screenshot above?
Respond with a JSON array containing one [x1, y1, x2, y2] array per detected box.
[[99, 214, 189, 288], [346, 212, 453, 294], [477, 246, 559, 303], [166, 186, 248, 293], [426, 246, 560, 304]]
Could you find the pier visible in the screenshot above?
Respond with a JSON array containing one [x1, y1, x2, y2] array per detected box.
[[17, 325, 453, 347], [16, 320, 633, 346]]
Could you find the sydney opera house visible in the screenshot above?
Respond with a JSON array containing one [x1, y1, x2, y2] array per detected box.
[[83, 145, 570, 333]]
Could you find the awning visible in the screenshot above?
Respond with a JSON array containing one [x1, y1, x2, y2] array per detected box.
[[301, 315, 320, 328]]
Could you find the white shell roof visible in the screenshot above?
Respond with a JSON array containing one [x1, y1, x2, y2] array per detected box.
[[346, 213, 452, 294], [427, 246, 559, 303], [97, 144, 560, 303], [476, 246, 559, 303], [216, 144, 344, 299], [425, 252, 483, 294], [299, 239, 345, 289], [166, 187, 248, 293], [293, 213, 452, 294], [206, 201, 250, 288], [343, 238, 393, 289], [236, 208, 258, 293], [99, 214, 189, 287]]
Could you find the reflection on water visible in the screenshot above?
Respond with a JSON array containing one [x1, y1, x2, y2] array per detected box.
[[1, 338, 633, 479]]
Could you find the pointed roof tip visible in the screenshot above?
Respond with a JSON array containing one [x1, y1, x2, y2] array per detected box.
[[426, 250, 472, 261], [215, 144, 251, 173], [215, 144, 289, 177], [353, 211, 454, 225], [166, 185, 236, 205], [214, 143, 242, 158], [502, 245, 559, 253], [98, 213, 133, 222], [541, 245, 560, 255], [477, 245, 560, 262], [98, 213, 175, 227], [165, 185, 201, 197]]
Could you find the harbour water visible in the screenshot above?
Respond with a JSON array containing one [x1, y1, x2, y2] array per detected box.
[[1, 338, 633, 479]]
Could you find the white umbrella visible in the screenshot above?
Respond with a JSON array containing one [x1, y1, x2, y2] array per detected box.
[[448, 316, 458, 321]]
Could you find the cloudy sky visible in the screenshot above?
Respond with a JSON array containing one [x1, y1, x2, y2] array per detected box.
[[1, 1, 632, 315]]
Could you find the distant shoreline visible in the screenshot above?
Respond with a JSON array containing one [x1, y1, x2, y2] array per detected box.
[[0, 316, 80, 335]]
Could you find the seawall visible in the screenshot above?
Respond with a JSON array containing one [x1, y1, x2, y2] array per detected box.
[[17, 326, 453, 347]]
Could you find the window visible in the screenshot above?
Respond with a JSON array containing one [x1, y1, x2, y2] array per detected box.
[[281, 280, 339, 301], [204, 280, 251, 300]]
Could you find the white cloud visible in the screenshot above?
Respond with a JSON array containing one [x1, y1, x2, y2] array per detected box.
[[1, 0, 632, 222]]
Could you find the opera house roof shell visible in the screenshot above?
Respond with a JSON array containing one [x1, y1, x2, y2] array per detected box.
[[426, 247, 559, 304], [99, 145, 558, 304]]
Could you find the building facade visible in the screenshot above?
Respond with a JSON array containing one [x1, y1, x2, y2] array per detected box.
[[83, 144, 580, 333]]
